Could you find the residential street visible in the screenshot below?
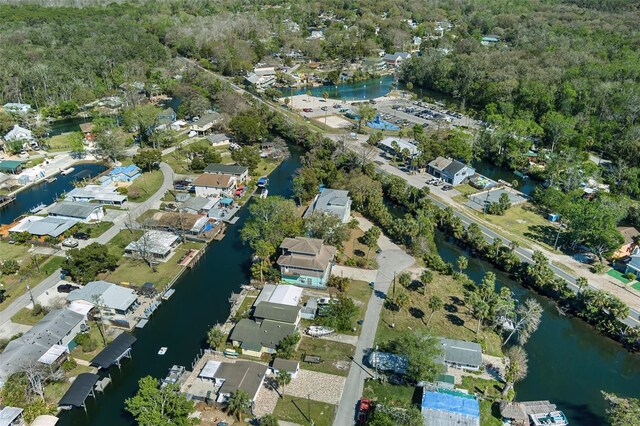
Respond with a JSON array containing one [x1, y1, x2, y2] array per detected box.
[[333, 217, 415, 426]]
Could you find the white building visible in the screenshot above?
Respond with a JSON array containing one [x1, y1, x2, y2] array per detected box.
[[3, 103, 31, 114], [125, 230, 180, 261], [47, 201, 105, 222], [4, 125, 34, 143], [65, 185, 127, 206], [67, 280, 138, 317]]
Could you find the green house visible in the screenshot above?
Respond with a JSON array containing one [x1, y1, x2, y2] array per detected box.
[[277, 237, 336, 288]]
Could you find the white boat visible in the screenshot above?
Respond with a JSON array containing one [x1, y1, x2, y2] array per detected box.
[[307, 326, 335, 337], [29, 203, 46, 214], [259, 188, 268, 199], [162, 289, 175, 300], [46, 177, 57, 183], [158, 347, 168, 355], [161, 365, 186, 388], [60, 167, 75, 175], [530, 411, 568, 425]]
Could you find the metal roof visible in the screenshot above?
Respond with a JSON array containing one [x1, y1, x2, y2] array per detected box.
[[108, 164, 141, 178], [421, 390, 480, 426], [215, 361, 268, 400], [230, 318, 296, 350], [67, 280, 137, 312], [58, 373, 99, 407], [0, 406, 23, 426], [199, 360, 222, 379], [253, 302, 300, 323], [438, 338, 483, 368], [303, 188, 351, 221], [10, 216, 78, 237], [47, 201, 103, 219], [204, 163, 247, 175], [90, 333, 137, 369]]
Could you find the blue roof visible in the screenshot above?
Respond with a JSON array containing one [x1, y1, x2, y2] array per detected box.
[[220, 197, 233, 205], [257, 177, 268, 184], [422, 391, 480, 418], [109, 164, 141, 177]]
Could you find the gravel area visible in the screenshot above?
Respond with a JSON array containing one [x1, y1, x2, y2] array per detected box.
[[286, 369, 346, 405]]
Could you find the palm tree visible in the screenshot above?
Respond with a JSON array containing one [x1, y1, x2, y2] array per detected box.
[[356, 104, 376, 133], [502, 346, 528, 396], [275, 370, 292, 398], [306, 90, 312, 103], [322, 91, 329, 125], [426, 295, 443, 327], [260, 414, 280, 426], [457, 255, 468, 273], [207, 325, 225, 350], [227, 390, 251, 422], [420, 269, 433, 294], [398, 272, 411, 288], [575, 277, 588, 297]]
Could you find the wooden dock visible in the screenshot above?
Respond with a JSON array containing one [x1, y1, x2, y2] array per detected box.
[[178, 248, 204, 268]]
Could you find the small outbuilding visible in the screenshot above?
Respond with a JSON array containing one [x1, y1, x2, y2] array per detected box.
[[271, 358, 300, 379]]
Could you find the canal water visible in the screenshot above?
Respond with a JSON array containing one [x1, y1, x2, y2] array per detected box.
[[57, 146, 302, 426], [471, 159, 539, 196], [0, 163, 107, 225], [436, 238, 640, 424], [47, 117, 92, 137]]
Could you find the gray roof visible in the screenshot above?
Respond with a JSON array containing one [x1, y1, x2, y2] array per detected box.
[[230, 318, 296, 350], [48, 201, 102, 219], [428, 156, 453, 172], [0, 309, 84, 385], [67, 280, 137, 312], [180, 196, 215, 213], [192, 112, 222, 126], [0, 406, 23, 426], [204, 163, 248, 176], [13, 216, 78, 237], [272, 358, 299, 373], [438, 338, 482, 367], [277, 237, 336, 272], [205, 134, 230, 144], [367, 351, 408, 374], [444, 160, 473, 176], [303, 188, 351, 221], [215, 361, 268, 400], [253, 302, 300, 323]]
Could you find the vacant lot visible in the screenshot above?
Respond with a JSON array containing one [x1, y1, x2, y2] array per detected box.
[[296, 337, 354, 377], [273, 395, 336, 426], [127, 170, 164, 202], [362, 379, 418, 407], [0, 255, 65, 311]]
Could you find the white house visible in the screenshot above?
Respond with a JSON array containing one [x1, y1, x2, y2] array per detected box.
[[67, 280, 138, 318], [125, 230, 180, 261], [4, 125, 34, 143], [47, 201, 105, 222], [3, 103, 31, 114], [192, 173, 236, 198], [203, 163, 248, 183], [383, 52, 411, 67]]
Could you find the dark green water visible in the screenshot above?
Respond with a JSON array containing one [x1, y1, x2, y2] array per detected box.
[[0, 163, 107, 225], [48, 117, 92, 137], [471, 159, 539, 196], [435, 237, 640, 424], [57, 146, 302, 426]]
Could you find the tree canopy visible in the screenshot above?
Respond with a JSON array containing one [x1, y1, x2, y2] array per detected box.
[[125, 376, 197, 426]]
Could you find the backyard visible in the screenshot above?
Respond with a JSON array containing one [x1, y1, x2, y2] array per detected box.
[[0, 254, 65, 311], [44, 362, 94, 405], [273, 395, 336, 426], [126, 170, 164, 202], [296, 337, 354, 377]]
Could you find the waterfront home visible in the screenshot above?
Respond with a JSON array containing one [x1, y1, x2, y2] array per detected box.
[[421, 386, 480, 426], [303, 188, 352, 223], [47, 201, 105, 222], [0, 406, 24, 426], [0, 160, 23, 174], [197, 360, 267, 405], [378, 137, 419, 158], [156, 107, 177, 129], [428, 157, 476, 186], [9, 216, 78, 238], [613, 226, 639, 259], [252, 284, 303, 308], [205, 133, 231, 147], [125, 230, 180, 262], [0, 309, 86, 386], [65, 184, 127, 205], [107, 164, 142, 183], [190, 112, 222, 135], [625, 247, 640, 275], [144, 211, 212, 235], [277, 237, 336, 288], [203, 163, 248, 182], [178, 196, 217, 215], [79, 122, 95, 140], [17, 167, 45, 185], [192, 173, 237, 198], [2, 102, 31, 114], [4, 124, 34, 143], [437, 338, 483, 371], [367, 351, 408, 374], [383, 52, 411, 67], [245, 67, 277, 89], [66, 280, 138, 318], [270, 358, 300, 379]]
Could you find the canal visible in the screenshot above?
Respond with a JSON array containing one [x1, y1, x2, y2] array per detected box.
[[57, 145, 302, 426], [0, 163, 107, 225]]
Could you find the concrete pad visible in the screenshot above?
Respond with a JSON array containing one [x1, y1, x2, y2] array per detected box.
[[332, 265, 377, 283], [36, 280, 73, 308], [319, 333, 358, 346], [315, 115, 352, 129], [0, 320, 31, 339]]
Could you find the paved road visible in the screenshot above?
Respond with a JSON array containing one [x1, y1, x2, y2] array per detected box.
[[0, 162, 174, 331], [334, 220, 415, 426]]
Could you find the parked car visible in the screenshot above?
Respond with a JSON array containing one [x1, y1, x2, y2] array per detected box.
[[321, 106, 328, 111], [303, 108, 313, 112], [62, 238, 79, 248], [73, 232, 90, 240], [442, 184, 454, 191], [57, 284, 79, 293]]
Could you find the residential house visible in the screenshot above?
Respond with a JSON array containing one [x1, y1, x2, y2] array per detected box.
[[125, 230, 180, 261], [205, 133, 231, 147], [252, 284, 303, 308], [66, 280, 138, 317], [303, 188, 352, 223], [9, 216, 77, 238], [277, 237, 336, 288], [107, 165, 142, 183], [65, 185, 127, 205], [203, 163, 248, 183], [383, 52, 411, 67], [481, 35, 501, 46], [245, 67, 277, 90], [270, 358, 300, 379], [625, 247, 640, 275], [0, 309, 86, 385], [4, 125, 34, 144], [2, 103, 31, 114], [0, 406, 24, 426], [156, 107, 177, 128], [198, 360, 268, 405], [437, 338, 483, 371], [412, 36, 423, 46], [178, 196, 217, 215], [16, 167, 45, 185], [428, 157, 475, 185], [47, 201, 105, 222], [307, 30, 325, 40], [79, 123, 95, 141], [421, 387, 480, 426], [614, 226, 639, 259], [192, 173, 237, 198], [367, 351, 408, 375], [378, 137, 419, 157], [0, 160, 23, 175], [190, 112, 222, 134]]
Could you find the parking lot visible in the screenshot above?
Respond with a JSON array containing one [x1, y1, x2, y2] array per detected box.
[[374, 98, 477, 130]]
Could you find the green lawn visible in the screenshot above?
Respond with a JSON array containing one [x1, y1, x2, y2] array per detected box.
[[127, 170, 164, 202], [455, 183, 480, 197], [46, 133, 74, 152], [362, 379, 417, 407], [0, 241, 31, 261], [338, 227, 378, 269], [0, 256, 65, 311], [11, 306, 47, 325], [607, 269, 631, 284], [273, 395, 336, 426], [105, 229, 144, 258], [376, 271, 504, 357], [460, 376, 506, 426], [44, 363, 94, 404], [339, 280, 373, 336], [296, 337, 354, 377], [70, 323, 111, 362], [632, 282, 640, 292], [67, 221, 114, 238]]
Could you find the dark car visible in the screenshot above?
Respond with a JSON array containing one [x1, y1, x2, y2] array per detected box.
[[57, 284, 79, 293], [73, 232, 90, 240], [442, 184, 454, 191]]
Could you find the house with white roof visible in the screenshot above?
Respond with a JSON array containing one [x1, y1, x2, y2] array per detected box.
[[125, 230, 180, 261], [67, 280, 138, 318], [378, 137, 419, 157], [383, 52, 411, 67], [4, 125, 34, 143], [9, 216, 78, 238], [303, 188, 352, 223], [3, 103, 31, 114], [47, 201, 105, 222], [65, 185, 127, 206]]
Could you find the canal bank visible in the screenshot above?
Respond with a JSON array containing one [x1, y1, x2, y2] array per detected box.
[[56, 145, 302, 426]]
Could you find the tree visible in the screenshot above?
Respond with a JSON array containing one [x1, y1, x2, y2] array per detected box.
[[62, 243, 118, 284], [231, 145, 261, 174], [304, 211, 351, 248], [253, 240, 276, 284], [123, 104, 161, 146], [502, 346, 528, 396], [456, 256, 468, 273], [361, 226, 381, 258], [1, 259, 19, 275], [275, 370, 292, 398], [133, 148, 161, 172], [318, 295, 359, 332], [327, 275, 350, 292], [575, 277, 588, 297], [540, 111, 576, 152], [241, 196, 302, 249], [275, 332, 300, 359], [603, 392, 640, 426], [383, 331, 444, 382], [356, 103, 376, 133], [125, 376, 197, 426], [68, 132, 85, 155], [260, 414, 280, 426], [426, 295, 443, 327], [398, 272, 412, 288], [420, 270, 433, 294], [226, 389, 251, 422], [229, 111, 267, 144], [207, 325, 225, 350], [502, 298, 543, 345], [94, 128, 129, 162]]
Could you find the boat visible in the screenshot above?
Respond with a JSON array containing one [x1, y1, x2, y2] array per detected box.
[[60, 167, 75, 175], [162, 289, 175, 300], [306, 326, 335, 337], [45, 177, 57, 183], [161, 365, 186, 388], [257, 177, 269, 188], [223, 349, 239, 358], [259, 188, 268, 199], [29, 203, 46, 214], [158, 347, 168, 355], [529, 410, 568, 425], [514, 170, 529, 179]]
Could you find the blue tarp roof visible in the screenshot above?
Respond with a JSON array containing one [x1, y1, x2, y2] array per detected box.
[[220, 197, 233, 205], [421, 390, 480, 418]]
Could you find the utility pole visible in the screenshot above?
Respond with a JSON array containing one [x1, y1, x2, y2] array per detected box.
[[391, 272, 396, 328], [26, 285, 36, 308]]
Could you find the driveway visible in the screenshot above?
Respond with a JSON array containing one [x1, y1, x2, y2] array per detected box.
[[331, 266, 377, 283]]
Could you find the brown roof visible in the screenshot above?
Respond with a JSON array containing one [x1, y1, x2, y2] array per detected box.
[[193, 173, 235, 188], [618, 226, 640, 245], [79, 123, 95, 133], [499, 401, 527, 421], [277, 244, 336, 271], [280, 237, 324, 255]]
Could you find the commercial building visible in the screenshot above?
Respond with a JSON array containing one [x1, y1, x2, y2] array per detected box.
[[378, 137, 419, 157], [303, 188, 352, 223], [277, 237, 336, 288]]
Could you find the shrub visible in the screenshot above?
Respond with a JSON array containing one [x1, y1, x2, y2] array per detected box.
[[624, 272, 637, 281], [31, 304, 48, 317], [1, 260, 19, 275], [61, 358, 77, 372], [75, 333, 98, 352]]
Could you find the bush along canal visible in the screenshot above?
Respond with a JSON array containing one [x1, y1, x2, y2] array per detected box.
[[56, 145, 302, 426], [0, 163, 107, 225]]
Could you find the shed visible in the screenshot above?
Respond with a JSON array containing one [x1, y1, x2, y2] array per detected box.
[[0, 160, 23, 174], [271, 358, 300, 379], [58, 373, 99, 408]]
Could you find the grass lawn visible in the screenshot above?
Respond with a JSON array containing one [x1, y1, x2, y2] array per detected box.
[[607, 268, 631, 284], [236, 290, 258, 317], [296, 337, 354, 377], [0, 256, 65, 311], [44, 363, 94, 404], [338, 280, 372, 336], [273, 395, 336, 426], [127, 170, 164, 202], [362, 379, 417, 407], [135, 209, 160, 225], [376, 271, 504, 357], [70, 221, 114, 238], [46, 133, 74, 152], [455, 183, 480, 197], [632, 282, 640, 292], [338, 227, 377, 269], [105, 229, 144, 258], [0, 241, 31, 261], [11, 306, 47, 325], [460, 376, 506, 426], [70, 324, 111, 362]]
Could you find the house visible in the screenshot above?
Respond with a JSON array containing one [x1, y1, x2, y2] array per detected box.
[[277, 237, 336, 288], [178, 196, 217, 215], [192, 173, 237, 198], [65, 185, 127, 205], [199, 360, 268, 405], [437, 338, 483, 371], [2, 103, 31, 114], [307, 30, 325, 40], [303, 188, 352, 223], [144, 211, 212, 235], [614, 226, 639, 259], [481, 35, 501, 46], [205, 133, 231, 147], [428, 157, 476, 185], [156, 107, 177, 128], [4, 125, 34, 143], [17, 167, 45, 185], [0, 160, 23, 175], [383, 52, 411, 67], [0, 309, 86, 385], [367, 351, 408, 374], [190, 112, 222, 134], [245, 73, 276, 89], [253, 284, 303, 308], [107, 165, 142, 183], [67, 280, 138, 317], [47, 201, 105, 222], [203, 163, 249, 182], [9, 216, 77, 238], [412, 36, 423, 46], [378, 137, 419, 157], [79, 122, 95, 140], [0, 406, 24, 426], [625, 247, 640, 275], [125, 230, 180, 261], [421, 387, 480, 426], [270, 358, 300, 379]]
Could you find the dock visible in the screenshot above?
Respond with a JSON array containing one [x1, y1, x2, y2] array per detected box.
[[0, 195, 15, 209], [162, 289, 175, 300], [178, 249, 204, 268], [135, 319, 149, 329]]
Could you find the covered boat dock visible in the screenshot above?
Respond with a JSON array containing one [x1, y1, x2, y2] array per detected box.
[[90, 333, 137, 370], [58, 373, 99, 410]]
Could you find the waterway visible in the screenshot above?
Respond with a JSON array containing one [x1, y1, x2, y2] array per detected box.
[[57, 145, 302, 426], [47, 117, 92, 137], [471, 159, 539, 196], [0, 163, 107, 225]]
